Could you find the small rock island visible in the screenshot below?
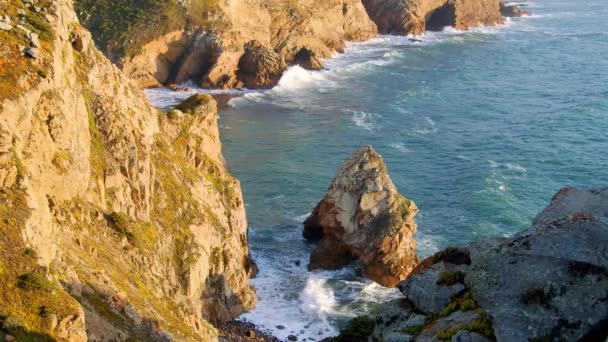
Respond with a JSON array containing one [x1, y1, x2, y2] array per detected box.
[[303, 145, 419, 287]]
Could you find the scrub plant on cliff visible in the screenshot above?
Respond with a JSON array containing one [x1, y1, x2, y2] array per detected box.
[[0, 189, 81, 341], [74, 0, 218, 61], [0, 0, 55, 103]]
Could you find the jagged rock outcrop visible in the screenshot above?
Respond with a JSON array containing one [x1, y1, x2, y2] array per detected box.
[[303, 145, 419, 287], [499, 1, 531, 17], [237, 40, 287, 89], [0, 1, 255, 340], [77, 0, 377, 89], [294, 47, 324, 71], [362, 0, 505, 34], [372, 188, 608, 341]]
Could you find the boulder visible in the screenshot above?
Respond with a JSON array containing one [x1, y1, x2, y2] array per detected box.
[[293, 48, 324, 71], [303, 145, 419, 287], [398, 247, 470, 314], [499, 2, 531, 17], [371, 299, 425, 342], [237, 41, 287, 89], [175, 93, 217, 117]]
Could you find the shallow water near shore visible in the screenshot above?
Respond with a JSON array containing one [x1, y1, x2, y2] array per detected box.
[[145, 1, 608, 340]]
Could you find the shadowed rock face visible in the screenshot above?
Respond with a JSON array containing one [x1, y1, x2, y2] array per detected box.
[[362, 0, 505, 35], [499, 1, 531, 17], [372, 188, 608, 341], [303, 145, 419, 287]]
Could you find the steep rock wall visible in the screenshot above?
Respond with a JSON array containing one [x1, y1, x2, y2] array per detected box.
[[0, 0, 255, 340], [78, 0, 378, 89]]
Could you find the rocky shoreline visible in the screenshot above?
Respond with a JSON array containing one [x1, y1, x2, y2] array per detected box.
[[218, 321, 280, 342], [6, 0, 605, 341], [75, 0, 529, 90]]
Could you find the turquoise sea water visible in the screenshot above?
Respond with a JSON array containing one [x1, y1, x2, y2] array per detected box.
[[145, 0, 608, 339]]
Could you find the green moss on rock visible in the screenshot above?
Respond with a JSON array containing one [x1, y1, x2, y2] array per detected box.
[[329, 316, 376, 342], [437, 312, 494, 341], [176, 93, 216, 116], [436, 270, 465, 286], [442, 291, 477, 316], [74, 0, 217, 61]]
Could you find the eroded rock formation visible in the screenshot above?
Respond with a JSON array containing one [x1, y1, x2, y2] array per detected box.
[[372, 188, 608, 341], [362, 0, 505, 34], [0, 1, 255, 340], [303, 145, 419, 287], [79, 0, 377, 89]]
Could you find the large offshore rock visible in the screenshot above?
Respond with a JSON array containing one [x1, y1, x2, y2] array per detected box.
[[303, 145, 419, 287], [362, 0, 505, 34]]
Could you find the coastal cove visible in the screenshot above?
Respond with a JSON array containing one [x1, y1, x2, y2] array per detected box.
[[146, 0, 608, 340], [1, 0, 606, 340]]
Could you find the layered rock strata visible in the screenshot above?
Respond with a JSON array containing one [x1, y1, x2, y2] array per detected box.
[[372, 188, 608, 341], [0, 1, 255, 340], [303, 145, 419, 288]]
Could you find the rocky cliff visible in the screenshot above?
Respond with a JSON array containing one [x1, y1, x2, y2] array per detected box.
[[74, 0, 527, 89], [303, 146, 419, 288], [362, 0, 505, 35], [371, 188, 608, 341], [76, 0, 377, 89], [0, 0, 255, 340]]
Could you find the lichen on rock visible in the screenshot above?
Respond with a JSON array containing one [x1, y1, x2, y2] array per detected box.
[[372, 188, 608, 341], [303, 145, 419, 287]]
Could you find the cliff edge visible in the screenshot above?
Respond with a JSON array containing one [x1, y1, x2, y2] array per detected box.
[[371, 188, 608, 341], [0, 0, 255, 340]]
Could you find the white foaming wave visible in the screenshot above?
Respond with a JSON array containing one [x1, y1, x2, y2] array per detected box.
[[272, 65, 334, 93], [390, 142, 411, 153], [348, 109, 381, 131], [412, 116, 439, 135], [239, 245, 340, 341], [358, 282, 401, 303], [144, 83, 255, 109], [300, 277, 339, 317], [294, 213, 311, 222], [417, 235, 441, 258], [506, 163, 527, 173], [488, 160, 527, 173]]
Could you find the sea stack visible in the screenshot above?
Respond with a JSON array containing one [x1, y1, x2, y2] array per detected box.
[[303, 145, 419, 287]]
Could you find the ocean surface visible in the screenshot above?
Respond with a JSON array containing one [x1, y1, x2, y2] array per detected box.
[[145, 1, 608, 340]]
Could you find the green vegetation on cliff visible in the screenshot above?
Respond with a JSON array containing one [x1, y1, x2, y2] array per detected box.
[[74, 0, 216, 60], [0, 0, 55, 103], [0, 189, 81, 341]]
